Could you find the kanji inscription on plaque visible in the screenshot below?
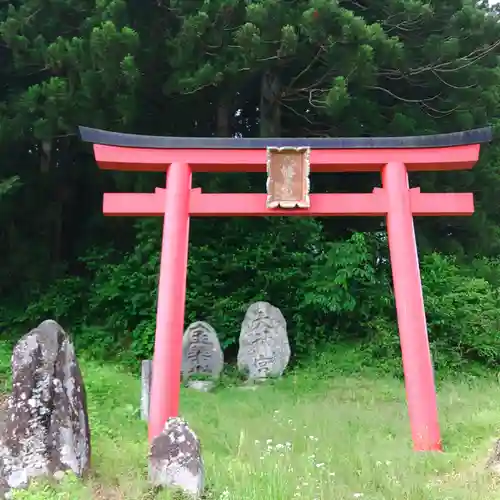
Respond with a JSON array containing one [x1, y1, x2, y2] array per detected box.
[[266, 147, 311, 208]]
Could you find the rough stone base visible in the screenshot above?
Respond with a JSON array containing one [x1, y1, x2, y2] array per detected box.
[[149, 417, 204, 499]]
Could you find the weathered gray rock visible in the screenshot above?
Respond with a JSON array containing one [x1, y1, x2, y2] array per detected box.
[[141, 360, 152, 422], [487, 439, 500, 473], [149, 417, 204, 498], [0, 320, 90, 498], [181, 322, 223, 383], [237, 301, 291, 381], [0, 396, 7, 440]]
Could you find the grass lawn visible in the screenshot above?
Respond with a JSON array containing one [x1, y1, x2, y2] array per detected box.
[[2, 346, 500, 499]]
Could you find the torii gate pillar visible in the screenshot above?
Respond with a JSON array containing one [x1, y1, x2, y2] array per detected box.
[[383, 162, 440, 450], [149, 162, 191, 443]]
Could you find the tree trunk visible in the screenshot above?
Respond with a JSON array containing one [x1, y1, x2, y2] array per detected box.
[[260, 69, 281, 137], [216, 93, 230, 137]]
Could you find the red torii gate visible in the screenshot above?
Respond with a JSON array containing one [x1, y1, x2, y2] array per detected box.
[[80, 126, 491, 452]]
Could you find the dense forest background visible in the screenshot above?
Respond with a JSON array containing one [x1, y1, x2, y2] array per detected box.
[[1, 0, 500, 373]]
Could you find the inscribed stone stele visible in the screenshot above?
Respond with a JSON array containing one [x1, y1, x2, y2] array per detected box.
[[181, 321, 224, 381], [237, 301, 291, 381]]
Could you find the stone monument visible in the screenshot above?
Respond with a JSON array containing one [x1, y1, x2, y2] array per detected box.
[[149, 417, 204, 498], [237, 301, 291, 381], [0, 320, 91, 498], [141, 359, 152, 421], [140, 322, 224, 420], [181, 321, 224, 391]]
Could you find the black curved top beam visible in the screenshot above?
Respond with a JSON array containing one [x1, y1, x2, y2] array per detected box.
[[79, 126, 492, 150]]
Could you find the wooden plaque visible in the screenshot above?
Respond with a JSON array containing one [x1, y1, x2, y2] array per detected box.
[[266, 147, 311, 208]]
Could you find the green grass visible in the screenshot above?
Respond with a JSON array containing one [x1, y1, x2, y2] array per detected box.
[[2, 346, 500, 499]]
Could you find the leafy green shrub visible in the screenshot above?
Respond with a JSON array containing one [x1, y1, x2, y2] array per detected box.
[[363, 252, 500, 373], [78, 223, 393, 361], [77, 217, 332, 359], [6, 215, 500, 375], [422, 253, 500, 368], [296, 231, 393, 349], [0, 275, 88, 344], [0, 340, 12, 391]]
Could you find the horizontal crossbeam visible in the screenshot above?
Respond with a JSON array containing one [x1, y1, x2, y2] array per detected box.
[[91, 144, 481, 173], [102, 188, 473, 217]]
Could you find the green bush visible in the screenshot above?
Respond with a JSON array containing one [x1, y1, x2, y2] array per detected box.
[[0, 340, 12, 391], [4, 220, 500, 374], [78, 225, 392, 361], [422, 253, 500, 368], [363, 252, 500, 373]]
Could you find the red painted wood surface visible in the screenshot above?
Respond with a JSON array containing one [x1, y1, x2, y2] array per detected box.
[[148, 163, 192, 443], [93, 143, 481, 173], [382, 162, 442, 451], [102, 188, 474, 217]]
